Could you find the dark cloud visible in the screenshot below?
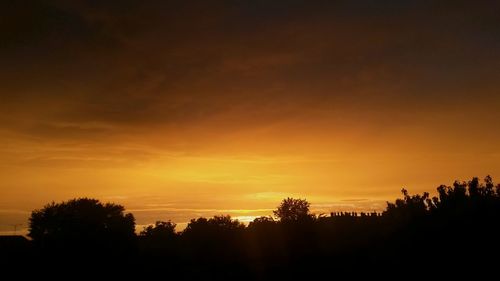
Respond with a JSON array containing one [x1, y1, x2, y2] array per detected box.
[[1, 0, 500, 139]]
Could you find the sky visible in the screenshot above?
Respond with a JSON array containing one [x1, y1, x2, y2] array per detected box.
[[1, 0, 500, 234]]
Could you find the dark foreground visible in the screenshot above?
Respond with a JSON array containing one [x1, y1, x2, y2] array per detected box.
[[2, 177, 499, 279]]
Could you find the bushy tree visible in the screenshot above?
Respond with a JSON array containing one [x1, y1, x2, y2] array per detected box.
[[384, 189, 431, 220], [248, 216, 275, 229], [139, 220, 178, 255], [273, 197, 311, 222], [29, 198, 135, 252], [140, 221, 177, 238], [181, 215, 245, 261], [183, 215, 245, 234]]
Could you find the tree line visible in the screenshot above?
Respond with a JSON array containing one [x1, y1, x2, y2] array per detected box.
[[3, 176, 500, 279]]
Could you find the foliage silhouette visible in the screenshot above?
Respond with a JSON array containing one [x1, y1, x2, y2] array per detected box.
[[8, 176, 500, 278], [28, 198, 135, 257], [273, 197, 311, 222], [140, 220, 177, 238]]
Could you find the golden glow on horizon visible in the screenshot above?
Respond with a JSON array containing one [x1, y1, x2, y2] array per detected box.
[[1, 130, 498, 235], [1, 1, 500, 235]]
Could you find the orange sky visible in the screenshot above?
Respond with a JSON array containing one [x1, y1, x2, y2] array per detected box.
[[1, 1, 500, 234]]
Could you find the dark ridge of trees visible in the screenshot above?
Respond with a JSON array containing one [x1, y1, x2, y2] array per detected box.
[[3, 176, 500, 279]]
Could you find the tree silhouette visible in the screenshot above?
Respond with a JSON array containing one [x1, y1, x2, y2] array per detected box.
[[383, 189, 431, 220], [28, 198, 135, 253], [139, 220, 178, 259], [273, 197, 311, 222], [140, 220, 177, 238], [13, 176, 500, 278], [248, 216, 275, 229], [183, 215, 245, 237]]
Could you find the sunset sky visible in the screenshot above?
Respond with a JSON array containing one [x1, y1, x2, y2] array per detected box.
[[1, 0, 500, 234]]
